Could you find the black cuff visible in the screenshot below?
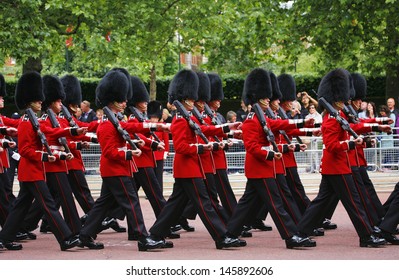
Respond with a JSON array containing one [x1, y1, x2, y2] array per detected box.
[[125, 150, 133, 160], [197, 145, 204, 154], [42, 153, 49, 162], [266, 151, 275, 160], [59, 153, 67, 160], [227, 133, 234, 138], [76, 142, 82, 150], [2, 141, 10, 148], [306, 131, 313, 136], [314, 123, 321, 128], [371, 126, 380, 132], [296, 120, 304, 128], [223, 145, 229, 151], [348, 141, 356, 150], [150, 126, 157, 132], [282, 144, 289, 153], [91, 137, 98, 144], [70, 128, 78, 136], [364, 137, 373, 148], [212, 143, 219, 151], [151, 141, 159, 151], [295, 144, 301, 152], [0, 128, 7, 135], [222, 125, 230, 133], [382, 120, 389, 125]]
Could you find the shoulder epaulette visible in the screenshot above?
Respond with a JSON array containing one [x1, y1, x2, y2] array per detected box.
[[176, 112, 183, 118], [41, 114, 48, 121], [247, 112, 255, 119], [22, 114, 29, 122]]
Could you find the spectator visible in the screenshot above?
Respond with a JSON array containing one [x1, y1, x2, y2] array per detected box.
[[305, 104, 322, 124], [297, 91, 318, 118], [162, 108, 173, 123], [365, 101, 377, 119], [80, 100, 98, 122], [235, 100, 252, 122], [75, 107, 82, 119], [95, 108, 104, 119], [358, 101, 368, 118], [290, 100, 302, 119], [226, 111, 237, 123], [386, 97, 399, 119], [378, 105, 395, 169], [166, 102, 177, 119]]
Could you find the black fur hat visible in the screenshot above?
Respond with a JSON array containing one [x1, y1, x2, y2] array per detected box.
[[242, 68, 272, 106], [15, 71, 44, 110], [95, 69, 130, 107], [277, 74, 296, 101], [270, 72, 282, 101], [128, 76, 149, 106], [60, 75, 82, 106], [0, 73, 6, 97], [168, 69, 199, 103], [317, 68, 351, 105], [147, 100, 163, 120], [351, 73, 367, 101], [111, 68, 133, 101], [42, 75, 66, 110], [196, 72, 211, 102], [208, 73, 224, 101]]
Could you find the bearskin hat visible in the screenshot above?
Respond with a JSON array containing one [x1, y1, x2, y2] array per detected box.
[[196, 72, 211, 102], [111, 68, 133, 101], [277, 74, 296, 102], [208, 73, 224, 101], [60, 75, 82, 106], [0, 73, 6, 97], [242, 68, 272, 106], [147, 100, 163, 120], [42, 75, 66, 110], [95, 69, 130, 107], [270, 72, 282, 101], [317, 68, 351, 105], [128, 76, 149, 107], [168, 69, 199, 103], [351, 73, 367, 101], [15, 71, 44, 110]]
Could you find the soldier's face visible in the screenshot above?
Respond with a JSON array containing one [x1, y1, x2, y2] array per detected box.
[[195, 100, 205, 111], [183, 99, 195, 111], [51, 99, 63, 114], [137, 101, 147, 112], [270, 99, 280, 111], [258, 98, 270, 110]]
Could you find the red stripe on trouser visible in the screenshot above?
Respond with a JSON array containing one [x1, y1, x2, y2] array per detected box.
[[144, 168, 162, 211], [34, 182, 65, 240], [216, 171, 234, 214], [55, 174, 76, 233], [276, 178, 298, 224], [192, 179, 221, 239], [204, 177, 226, 226], [287, 168, 308, 208], [352, 174, 374, 225], [119, 177, 142, 235], [263, 179, 290, 237], [341, 175, 371, 234], [72, 171, 91, 211]]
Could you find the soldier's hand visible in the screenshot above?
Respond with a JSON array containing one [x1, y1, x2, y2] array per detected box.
[[134, 139, 145, 147], [156, 142, 165, 151], [378, 124, 392, 133], [288, 143, 296, 151], [370, 138, 377, 147], [156, 123, 171, 132], [354, 137, 363, 145], [304, 118, 315, 127], [76, 127, 88, 135], [202, 143, 213, 151], [227, 122, 242, 130], [48, 155, 56, 162], [6, 127, 18, 137], [218, 141, 225, 150], [299, 144, 308, 151], [7, 140, 17, 149], [82, 141, 90, 149], [274, 152, 283, 160], [312, 128, 322, 136], [66, 152, 74, 160], [131, 149, 142, 157]]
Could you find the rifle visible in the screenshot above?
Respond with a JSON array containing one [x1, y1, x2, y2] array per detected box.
[[264, 107, 292, 144], [277, 107, 304, 145], [46, 109, 72, 154], [318, 97, 359, 138], [61, 105, 78, 128], [129, 106, 162, 143], [252, 103, 279, 152], [192, 106, 222, 143], [25, 108, 53, 155], [103, 106, 139, 150], [173, 100, 209, 144], [342, 104, 359, 124], [203, 103, 221, 125]]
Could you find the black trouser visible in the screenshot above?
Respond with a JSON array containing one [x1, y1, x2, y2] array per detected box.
[[214, 169, 237, 217], [0, 181, 72, 244], [285, 167, 311, 214], [154, 160, 164, 193], [81, 176, 148, 238], [46, 172, 81, 235], [5, 158, 19, 203], [0, 176, 10, 227], [150, 177, 227, 241], [227, 178, 298, 240], [358, 166, 385, 219], [67, 169, 95, 214], [379, 190, 399, 233], [276, 174, 302, 224], [298, 174, 373, 238], [383, 182, 399, 212]]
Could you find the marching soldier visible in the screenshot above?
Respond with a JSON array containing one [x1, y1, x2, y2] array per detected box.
[[149, 69, 245, 249], [226, 68, 316, 249], [0, 71, 84, 251]]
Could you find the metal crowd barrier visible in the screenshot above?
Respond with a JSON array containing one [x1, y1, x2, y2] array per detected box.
[[81, 134, 399, 174]]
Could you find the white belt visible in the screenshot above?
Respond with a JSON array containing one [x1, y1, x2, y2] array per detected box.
[[50, 145, 65, 151], [117, 147, 127, 151]]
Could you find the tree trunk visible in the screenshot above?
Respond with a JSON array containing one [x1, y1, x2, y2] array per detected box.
[[149, 64, 157, 101], [385, 65, 399, 101], [22, 57, 43, 74]]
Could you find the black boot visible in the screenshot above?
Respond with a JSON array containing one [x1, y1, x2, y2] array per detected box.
[[137, 236, 164, 251], [359, 235, 386, 247], [60, 235, 81, 251], [179, 217, 195, 232], [215, 236, 241, 249], [251, 219, 272, 231], [79, 235, 104, 249], [285, 235, 316, 249]]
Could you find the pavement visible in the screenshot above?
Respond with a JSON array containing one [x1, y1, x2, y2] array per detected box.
[[1, 171, 398, 261]]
